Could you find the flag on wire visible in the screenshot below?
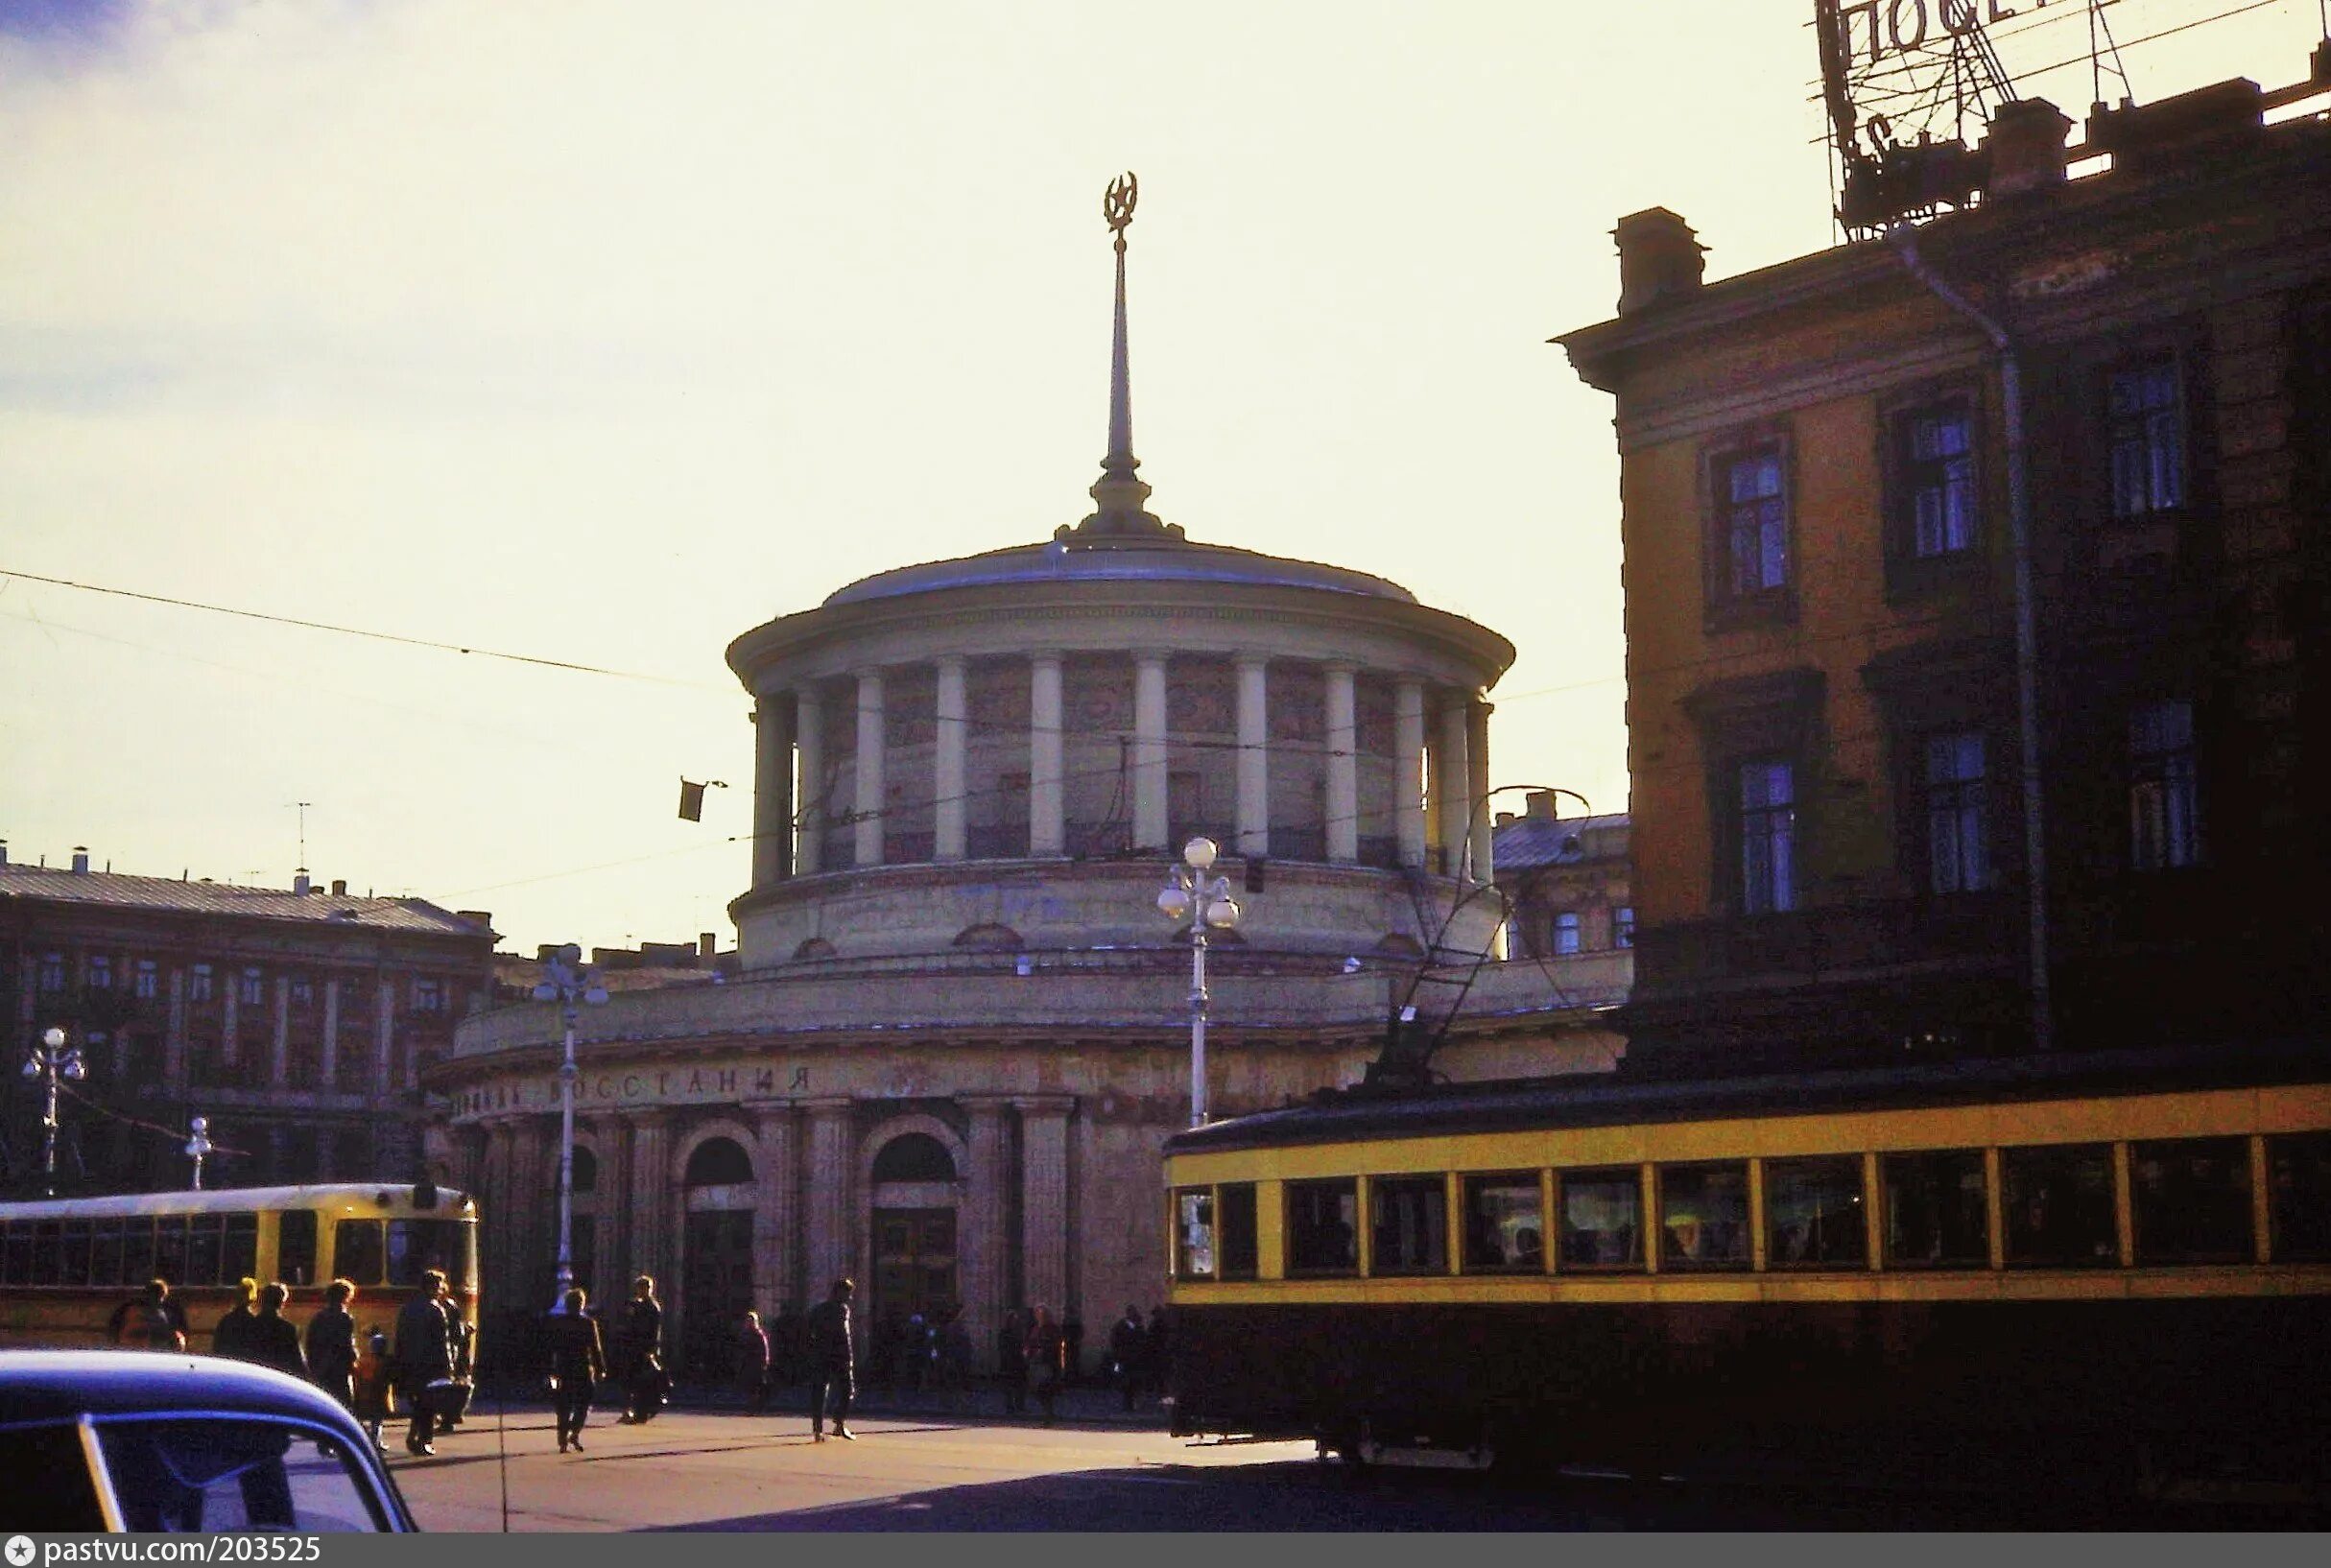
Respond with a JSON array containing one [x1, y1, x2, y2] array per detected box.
[[678, 778, 728, 821]]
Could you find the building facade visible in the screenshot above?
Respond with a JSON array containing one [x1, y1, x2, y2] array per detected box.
[[431, 197, 1625, 1378], [1, 848, 496, 1195], [1558, 59, 2331, 1073], [1493, 798, 1632, 962]]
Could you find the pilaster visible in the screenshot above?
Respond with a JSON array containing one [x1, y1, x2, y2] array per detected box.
[[935, 656, 968, 862], [1325, 663, 1360, 864], [1395, 678, 1427, 867], [854, 669, 887, 867], [749, 1101, 802, 1312], [1013, 1095, 1074, 1319], [803, 1098, 857, 1295], [1235, 656, 1270, 857], [961, 1096, 1013, 1366]]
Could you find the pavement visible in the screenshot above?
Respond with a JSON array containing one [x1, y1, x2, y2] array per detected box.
[[464, 1375, 1174, 1433]]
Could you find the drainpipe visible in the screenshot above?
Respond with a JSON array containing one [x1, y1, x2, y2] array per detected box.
[[1888, 226, 2053, 1053]]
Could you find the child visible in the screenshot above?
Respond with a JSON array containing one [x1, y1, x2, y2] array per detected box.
[[352, 1327, 393, 1452]]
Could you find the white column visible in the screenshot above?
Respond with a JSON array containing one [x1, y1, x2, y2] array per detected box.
[[1030, 653, 1065, 856], [1325, 664, 1359, 865], [1395, 678, 1427, 867], [753, 691, 796, 888], [1133, 653, 1169, 850], [1467, 698, 1495, 888], [1438, 692, 1473, 878], [796, 686, 825, 876], [854, 669, 886, 867], [1235, 656, 1270, 858], [935, 656, 968, 862]]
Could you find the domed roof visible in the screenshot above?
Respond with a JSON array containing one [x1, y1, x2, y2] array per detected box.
[[823, 535, 1418, 607]]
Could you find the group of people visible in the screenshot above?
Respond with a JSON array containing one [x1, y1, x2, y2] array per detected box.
[[108, 1271, 474, 1460], [535, 1273, 675, 1453]]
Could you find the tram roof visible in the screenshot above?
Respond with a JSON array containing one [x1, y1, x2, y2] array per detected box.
[[1165, 1039, 2331, 1156], [0, 1182, 475, 1222]]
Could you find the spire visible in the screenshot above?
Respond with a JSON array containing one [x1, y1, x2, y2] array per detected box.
[[1064, 172, 1181, 543]]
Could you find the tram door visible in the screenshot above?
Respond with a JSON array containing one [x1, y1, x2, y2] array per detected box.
[[681, 1211, 755, 1379], [871, 1208, 957, 1334]]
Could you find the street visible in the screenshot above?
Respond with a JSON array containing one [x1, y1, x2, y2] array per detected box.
[[384, 1394, 2296, 1531]]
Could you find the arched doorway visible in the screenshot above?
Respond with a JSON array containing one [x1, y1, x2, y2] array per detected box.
[[680, 1135, 754, 1380], [868, 1131, 959, 1389]]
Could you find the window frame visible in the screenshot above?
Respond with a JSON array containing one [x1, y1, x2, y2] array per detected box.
[[1367, 1173, 1450, 1277], [1657, 1160, 1753, 1271], [1921, 728, 1993, 895], [1283, 1177, 1361, 1278], [1735, 756, 1799, 915], [1881, 1149, 1992, 1270], [2105, 352, 2188, 523], [2127, 696, 2202, 873], [2001, 1142, 2120, 1269], [1460, 1171, 1547, 1275], [1701, 431, 1797, 629]]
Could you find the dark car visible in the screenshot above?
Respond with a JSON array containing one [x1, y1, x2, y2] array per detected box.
[[0, 1351, 416, 1532]]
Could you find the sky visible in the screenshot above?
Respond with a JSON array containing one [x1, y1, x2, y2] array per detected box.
[[3, 0, 2324, 958]]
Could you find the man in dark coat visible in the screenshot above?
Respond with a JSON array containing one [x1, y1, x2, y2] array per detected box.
[[305, 1279, 359, 1410], [393, 1270, 455, 1456], [615, 1275, 665, 1424], [737, 1309, 772, 1414], [210, 1278, 261, 1361], [542, 1288, 608, 1453], [1108, 1305, 1147, 1410], [804, 1277, 857, 1441], [248, 1282, 307, 1381]]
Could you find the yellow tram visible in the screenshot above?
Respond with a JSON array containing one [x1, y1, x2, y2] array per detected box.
[[0, 1182, 479, 1356], [1162, 1042, 2331, 1497]]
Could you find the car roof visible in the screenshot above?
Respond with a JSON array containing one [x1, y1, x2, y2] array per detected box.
[[0, 1350, 369, 1428]]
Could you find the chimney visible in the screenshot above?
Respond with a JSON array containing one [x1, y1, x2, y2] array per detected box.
[[294, 868, 312, 895], [699, 932, 717, 962], [1525, 790, 1561, 820], [2087, 79, 2264, 177], [1614, 208, 1705, 315], [456, 911, 493, 932], [1982, 97, 2072, 199], [0, 840, 8, 867], [1494, 811, 1517, 828], [537, 943, 563, 962], [330, 878, 346, 896], [71, 845, 91, 874]]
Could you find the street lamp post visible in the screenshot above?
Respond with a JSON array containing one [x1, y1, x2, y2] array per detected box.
[[185, 1115, 213, 1191], [22, 1026, 86, 1199], [532, 944, 607, 1308], [1156, 836, 1242, 1128]]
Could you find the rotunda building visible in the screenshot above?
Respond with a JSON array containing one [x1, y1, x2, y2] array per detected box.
[[430, 191, 1611, 1381]]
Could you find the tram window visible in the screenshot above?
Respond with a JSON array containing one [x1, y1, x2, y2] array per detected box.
[[1560, 1168, 1644, 1269], [1883, 1150, 1988, 1268], [188, 1215, 225, 1287], [334, 1221, 385, 1286], [2268, 1133, 2331, 1262], [2132, 1137, 2252, 1265], [1285, 1179, 1359, 1275], [1764, 1156, 1867, 1268], [1463, 1172, 1545, 1273], [1369, 1175, 1448, 1275], [33, 1222, 63, 1285], [124, 1219, 155, 1286], [223, 1214, 258, 1284], [154, 1219, 187, 1288], [278, 1211, 320, 1287], [390, 1220, 470, 1289], [0, 1222, 25, 1285], [93, 1220, 127, 1288], [1219, 1184, 1259, 1280], [2002, 1144, 2117, 1267], [62, 1221, 93, 1286], [1658, 1163, 1750, 1270], [1175, 1189, 1216, 1279]]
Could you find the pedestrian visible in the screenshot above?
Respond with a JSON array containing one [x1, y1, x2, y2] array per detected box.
[[1108, 1304, 1146, 1411], [616, 1275, 666, 1424], [804, 1276, 857, 1441], [439, 1302, 475, 1432], [306, 1280, 359, 1410], [352, 1327, 393, 1452], [996, 1308, 1028, 1414], [107, 1278, 186, 1352], [1062, 1308, 1085, 1388], [737, 1308, 772, 1414], [1025, 1304, 1067, 1426], [210, 1277, 262, 1361], [248, 1282, 307, 1380], [392, 1269, 455, 1456], [542, 1287, 608, 1453]]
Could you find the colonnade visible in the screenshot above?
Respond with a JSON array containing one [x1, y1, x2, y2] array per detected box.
[[750, 654, 1494, 887]]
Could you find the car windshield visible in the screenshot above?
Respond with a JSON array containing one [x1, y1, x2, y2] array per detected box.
[[97, 1418, 387, 1532]]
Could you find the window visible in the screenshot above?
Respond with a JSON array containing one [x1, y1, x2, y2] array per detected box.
[[134, 960, 159, 1000], [2131, 1137, 2252, 1265], [2269, 1133, 2331, 1262], [1285, 1179, 1359, 1275], [2107, 358, 2184, 519], [1923, 731, 1990, 893], [93, 1220, 126, 1288], [1559, 1168, 1644, 1269], [1551, 912, 1582, 956], [1896, 397, 1978, 557], [239, 968, 265, 1007], [187, 1215, 224, 1286], [1462, 1172, 1545, 1273], [190, 964, 215, 1003], [389, 1220, 472, 1290], [412, 977, 444, 1013], [1764, 1156, 1867, 1268], [1174, 1189, 1215, 1279], [290, 976, 314, 1009], [1614, 907, 1634, 948], [2129, 699, 2200, 871], [1738, 760, 1796, 914], [39, 952, 65, 992], [123, 1219, 155, 1285], [97, 1420, 389, 1532], [1659, 1163, 1750, 1270], [1883, 1150, 1989, 1268], [1368, 1175, 1448, 1276], [1714, 444, 1789, 603], [278, 1210, 319, 1288], [1219, 1184, 1258, 1280], [2002, 1145, 2117, 1267], [153, 1219, 186, 1287], [333, 1221, 385, 1286], [87, 954, 113, 990], [0, 1423, 107, 1532]]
